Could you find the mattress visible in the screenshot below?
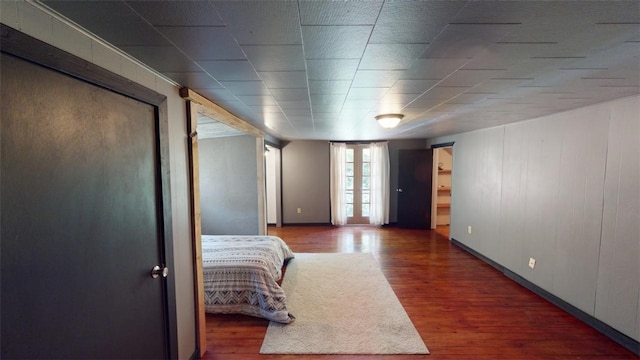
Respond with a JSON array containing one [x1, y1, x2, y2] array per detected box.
[[201, 235, 295, 323]]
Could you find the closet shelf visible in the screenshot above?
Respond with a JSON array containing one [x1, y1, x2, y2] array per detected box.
[[437, 203, 450, 208], [438, 169, 452, 174]]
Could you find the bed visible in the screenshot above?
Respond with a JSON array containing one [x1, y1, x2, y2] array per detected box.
[[201, 235, 295, 323]]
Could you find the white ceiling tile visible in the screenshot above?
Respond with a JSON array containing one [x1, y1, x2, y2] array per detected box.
[[162, 72, 222, 89], [311, 101, 343, 113], [258, 71, 308, 89], [284, 109, 312, 117], [308, 80, 352, 95], [387, 80, 441, 94], [438, 69, 507, 87], [118, 45, 199, 72], [421, 24, 520, 59], [370, 1, 465, 44], [374, 100, 407, 115], [381, 93, 422, 105], [420, 86, 471, 100], [312, 112, 341, 122], [158, 26, 245, 60], [279, 100, 311, 110], [346, 87, 389, 101], [445, 93, 495, 105], [220, 81, 270, 96], [302, 26, 371, 59], [45, 0, 640, 141], [307, 59, 360, 80], [270, 88, 311, 101], [342, 99, 377, 109], [402, 58, 471, 80], [405, 97, 448, 109], [213, 1, 301, 45], [299, 1, 383, 25], [451, 1, 543, 24], [126, 1, 222, 26], [286, 115, 314, 123], [247, 105, 282, 114], [43, 1, 170, 46], [359, 43, 428, 70], [192, 88, 237, 102], [352, 70, 404, 88], [235, 96, 277, 106], [242, 45, 305, 71], [198, 60, 260, 81]]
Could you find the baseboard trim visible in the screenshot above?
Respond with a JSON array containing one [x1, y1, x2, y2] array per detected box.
[[451, 238, 640, 356], [450, 238, 504, 272]]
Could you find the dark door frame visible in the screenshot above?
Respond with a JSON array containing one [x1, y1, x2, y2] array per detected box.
[[1, 25, 179, 359]]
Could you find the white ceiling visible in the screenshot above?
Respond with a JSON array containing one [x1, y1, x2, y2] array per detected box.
[[41, 0, 639, 141]]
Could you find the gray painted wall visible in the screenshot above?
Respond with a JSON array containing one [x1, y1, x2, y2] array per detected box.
[[199, 135, 260, 235], [428, 95, 640, 341], [1, 2, 197, 357], [281, 139, 428, 224], [596, 97, 640, 340], [281, 140, 331, 224]]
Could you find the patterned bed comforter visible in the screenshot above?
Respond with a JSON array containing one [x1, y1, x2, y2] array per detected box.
[[201, 235, 295, 323]]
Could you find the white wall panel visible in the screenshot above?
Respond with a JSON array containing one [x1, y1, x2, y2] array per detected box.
[[499, 123, 529, 271], [521, 118, 563, 290], [432, 95, 640, 340], [596, 96, 640, 340], [0, 1, 19, 29], [16, 1, 53, 43], [52, 17, 92, 61], [549, 106, 608, 313], [449, 128, 504, 261]]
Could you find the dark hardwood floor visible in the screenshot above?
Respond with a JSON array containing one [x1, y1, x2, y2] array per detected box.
[[201, 225, 637, 360]]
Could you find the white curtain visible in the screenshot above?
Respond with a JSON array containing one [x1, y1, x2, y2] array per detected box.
[[369, 142, 390, 225], [329, 142, 348, 225]]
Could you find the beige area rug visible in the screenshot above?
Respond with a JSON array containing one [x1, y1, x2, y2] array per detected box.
[[260, 253, 429, 354]]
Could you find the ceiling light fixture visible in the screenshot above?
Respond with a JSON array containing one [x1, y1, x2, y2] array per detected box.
[[375, 113, 404, 129]]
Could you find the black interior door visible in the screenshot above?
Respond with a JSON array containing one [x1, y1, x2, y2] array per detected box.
[[1, 53, 169, 359], [397, 149, 433, 228]]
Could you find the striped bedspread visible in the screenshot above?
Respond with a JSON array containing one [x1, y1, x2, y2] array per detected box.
[[201, 235, 295, 323]]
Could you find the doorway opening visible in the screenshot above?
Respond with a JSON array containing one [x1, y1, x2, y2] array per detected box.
[[345, 144, 372, 224], [181, 88, 270, 357], [265, 144, 282, 227], [431, 145, 454, 231]]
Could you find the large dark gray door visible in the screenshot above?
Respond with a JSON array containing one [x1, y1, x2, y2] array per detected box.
[[1, 53, 169, 359], [397, 149, 433, 228]]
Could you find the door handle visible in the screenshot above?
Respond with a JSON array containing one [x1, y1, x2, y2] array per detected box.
[[151, 265, 169, 279], [397, 188, 403, 192]]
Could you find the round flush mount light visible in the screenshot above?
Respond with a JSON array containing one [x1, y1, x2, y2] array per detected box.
[[375, 113, 404, 129]]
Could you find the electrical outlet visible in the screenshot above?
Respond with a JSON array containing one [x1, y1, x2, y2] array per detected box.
[[296, 208, 302, 214], [467, 226, 472, 234], [528, 257, 536, 269]]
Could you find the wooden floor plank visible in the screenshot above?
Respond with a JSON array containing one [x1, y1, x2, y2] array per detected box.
[[201, 226, 637, 360]]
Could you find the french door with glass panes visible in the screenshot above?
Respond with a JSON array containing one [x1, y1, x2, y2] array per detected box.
[[345, 144, 371, 224]]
